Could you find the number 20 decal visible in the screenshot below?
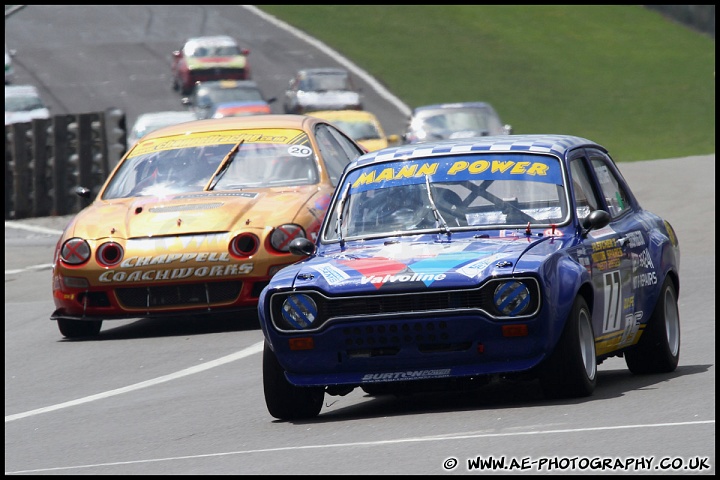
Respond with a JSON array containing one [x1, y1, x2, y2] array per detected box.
[[602, 270, 622, 333], [288, 145, 312, 157]]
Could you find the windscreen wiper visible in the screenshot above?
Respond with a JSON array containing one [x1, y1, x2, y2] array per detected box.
[[335, 182, 351, 248], [206, 140, 244, 191], [424, 175, 451, 238]]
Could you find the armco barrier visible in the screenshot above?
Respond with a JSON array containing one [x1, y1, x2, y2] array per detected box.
[[4, 108, 126, 219]]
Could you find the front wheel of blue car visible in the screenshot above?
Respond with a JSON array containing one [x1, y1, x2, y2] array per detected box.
[[262, 342, 324, 420], [624, 276, 680, 374], [539, 296, 597, 399]]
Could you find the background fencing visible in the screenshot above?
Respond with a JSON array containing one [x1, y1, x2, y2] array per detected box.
[[4, 108, 126, 219]]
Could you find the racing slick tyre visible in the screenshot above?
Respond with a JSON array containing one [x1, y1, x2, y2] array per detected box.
[[262, 342, 324, 420], [57, 319, 102, 339], [539, 296, 597, 399], [624, 277, 680, 374]]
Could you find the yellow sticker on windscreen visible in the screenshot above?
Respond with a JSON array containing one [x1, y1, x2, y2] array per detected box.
[[129, 129, 309, 157]]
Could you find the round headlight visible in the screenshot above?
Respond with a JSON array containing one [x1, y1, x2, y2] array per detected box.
[[493, 280, 531, 316], [229, 232, 259, 258], [60, 238, 91, 265], [281, 294, 318, 330], [96, 242, 124, 267], [269, 224, 306, 253]]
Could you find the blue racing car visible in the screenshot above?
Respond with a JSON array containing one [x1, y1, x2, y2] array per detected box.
[[258, 134, 681, 420]]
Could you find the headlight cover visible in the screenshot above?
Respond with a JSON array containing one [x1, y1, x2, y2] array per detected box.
[[493, 280, 532, 316], [60, 238, 91, 265], [281, 293, 318, 330], [269, 224, 306, 253]]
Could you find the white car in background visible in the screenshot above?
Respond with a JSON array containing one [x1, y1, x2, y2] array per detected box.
[[5, 45, 15, 84], [126, 110, 197, 149], [402, 102, 513, 144], [283, 67, 362, 114], [5, 84, 50, 125]]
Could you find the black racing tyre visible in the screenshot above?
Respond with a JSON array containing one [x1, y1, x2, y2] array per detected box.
[[57, 319, 102, 339], [262, 342, 324, 420], [624, 277, 680, 374], [539, 296, 597, 399]]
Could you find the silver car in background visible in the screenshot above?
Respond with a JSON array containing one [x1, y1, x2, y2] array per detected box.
[[402, 101, 513, 144], [126, 110, 197, 150], [5, 44, 15, 84], [283, 67, 362, 114], [5, 84, 50, 125]]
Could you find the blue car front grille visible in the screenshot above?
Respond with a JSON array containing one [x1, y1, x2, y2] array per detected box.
[[269, 277, 540, 333]]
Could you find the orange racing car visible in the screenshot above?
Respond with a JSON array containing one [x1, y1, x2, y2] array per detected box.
[[51, 114, 365, 338]]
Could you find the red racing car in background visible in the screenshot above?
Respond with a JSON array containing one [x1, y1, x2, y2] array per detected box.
[[171, 35, 251, 95]]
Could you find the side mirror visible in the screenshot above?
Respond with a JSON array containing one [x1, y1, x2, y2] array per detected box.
[[75, 186, 91, 198], [582, 210, 611, 234], [289, 237, 316, 256], [75, 186, 93, 207], [503, 124, 513, 135], [172, 50, 182, 59]]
